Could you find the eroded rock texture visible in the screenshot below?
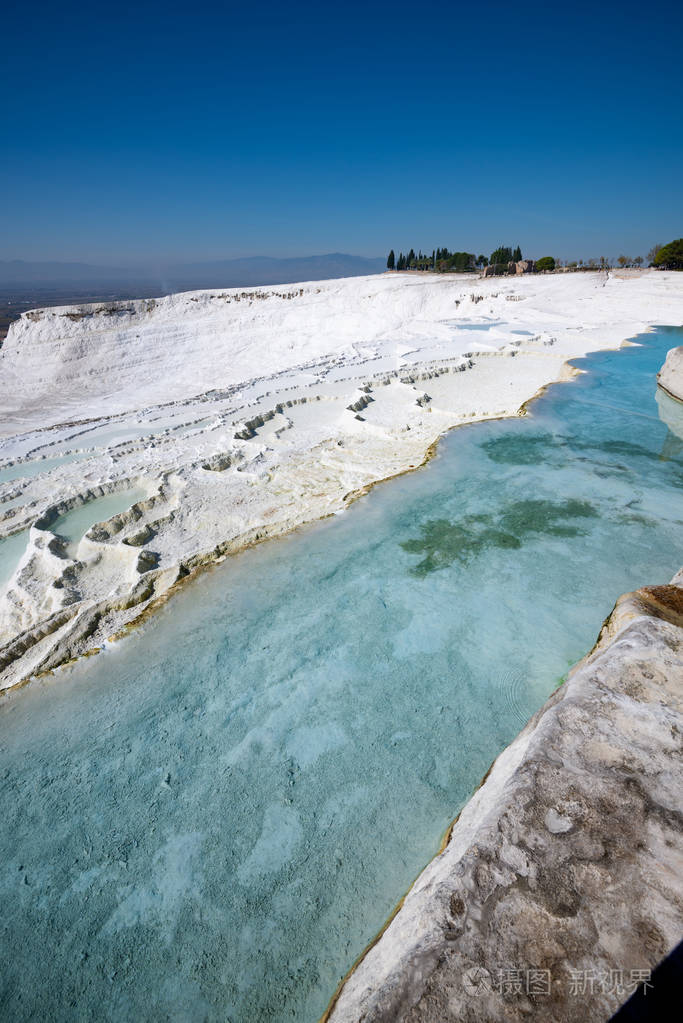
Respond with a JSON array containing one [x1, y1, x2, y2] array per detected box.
[[328, 573, 683, 1023]]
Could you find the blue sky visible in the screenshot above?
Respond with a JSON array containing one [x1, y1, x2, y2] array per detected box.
[[2, 0, 681, 264]]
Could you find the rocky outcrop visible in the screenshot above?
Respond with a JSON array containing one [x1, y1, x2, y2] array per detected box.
[[657, 345, 683, 402], [327, 573, 683, 1023], [483, 260, 534, 277]]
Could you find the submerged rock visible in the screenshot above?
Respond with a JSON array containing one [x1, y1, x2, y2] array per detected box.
[[327, 571, 683, 1023]]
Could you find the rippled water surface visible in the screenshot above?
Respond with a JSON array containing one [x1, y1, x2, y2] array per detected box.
[[1, 327, 682, 1022]]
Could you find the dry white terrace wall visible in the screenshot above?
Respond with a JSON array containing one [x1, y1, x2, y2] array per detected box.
[[2, 270, 682, 434]]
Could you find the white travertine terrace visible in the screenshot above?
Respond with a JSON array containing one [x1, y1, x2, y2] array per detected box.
[[1, 269, 682, 689]]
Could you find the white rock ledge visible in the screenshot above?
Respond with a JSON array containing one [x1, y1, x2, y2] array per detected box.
[[657, 345, 683, 402], [326, 572, 683, 1023]]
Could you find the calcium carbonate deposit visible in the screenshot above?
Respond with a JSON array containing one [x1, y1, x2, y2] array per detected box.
[[2, 270, 682, 690]]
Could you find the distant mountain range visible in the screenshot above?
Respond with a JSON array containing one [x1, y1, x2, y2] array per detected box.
[[0, 254, 386, 290]]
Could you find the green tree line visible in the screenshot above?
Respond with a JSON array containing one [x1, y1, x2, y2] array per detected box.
[[387, 245, 524, 273], [387, 239, 683, 274]]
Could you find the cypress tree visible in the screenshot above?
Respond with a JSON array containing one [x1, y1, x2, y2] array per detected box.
[[513, 245, 522, 262], [387, 249, 395, 270], [490, 246, 513, 265]]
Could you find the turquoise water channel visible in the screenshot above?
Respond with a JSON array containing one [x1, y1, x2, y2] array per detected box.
[[1, 328, 682, 1021]]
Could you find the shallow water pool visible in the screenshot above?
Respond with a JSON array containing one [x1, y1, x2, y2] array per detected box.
[[0, 529, 30, 590], [0, 452, 84, 484], [51, 488, 148, 555], [0, 328, 682, 1022]]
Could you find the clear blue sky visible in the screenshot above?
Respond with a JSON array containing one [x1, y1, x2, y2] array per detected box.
[[2, 0, 681, 264]]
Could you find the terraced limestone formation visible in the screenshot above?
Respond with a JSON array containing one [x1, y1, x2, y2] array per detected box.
[[1, 271, 682, 691]]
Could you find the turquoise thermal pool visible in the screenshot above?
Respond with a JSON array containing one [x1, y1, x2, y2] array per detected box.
[[0, 452, 84, 484], [0, 529, 30, 590], [51, 487, 148, 554]]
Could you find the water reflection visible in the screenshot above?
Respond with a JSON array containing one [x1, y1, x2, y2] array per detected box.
[[656, 386, 683, 458]]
